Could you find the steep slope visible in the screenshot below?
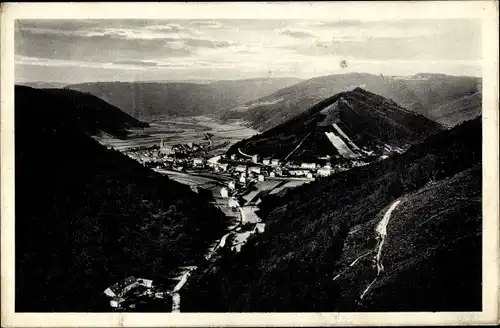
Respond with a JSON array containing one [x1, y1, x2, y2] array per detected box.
[[225, 73, 481, 131], [183, 117, 481, 312], [228, 88, 443, 163], [16, 85, 149, 139], [66, 78, 301, 121], [15, 88, 226, 311]]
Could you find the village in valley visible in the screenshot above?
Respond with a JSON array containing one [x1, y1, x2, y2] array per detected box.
[[125, 135, 371, 187], [104, 131, 363, 311], [99, 113, 395, 311], [123, 136, 374, 215]]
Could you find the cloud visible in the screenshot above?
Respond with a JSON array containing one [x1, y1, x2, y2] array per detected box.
[[114, 60, 159, 67], [15, 22, 238, 66], [183, 38, 235, 48], [15, 19, 482, 83], [187, 20, 224, 29], [15, 28, 194, 62], [278, 27, 316, 39], [15, 55, 147, 71], [281, 35, 480, 61]]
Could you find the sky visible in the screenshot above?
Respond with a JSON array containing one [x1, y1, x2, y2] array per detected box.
[[15, 18, 482, 83]]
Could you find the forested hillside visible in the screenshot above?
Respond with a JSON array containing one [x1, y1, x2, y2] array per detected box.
[[17, 86, 149, 139]]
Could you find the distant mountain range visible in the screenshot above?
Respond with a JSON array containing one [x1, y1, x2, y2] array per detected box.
[[184, 116, 482, 312], [426, 92, 482, 128], [228, 88, 443, 164], [16, 86, 149, 139], [220, 73, 481, 130], [15, 87, 227, 311], [65, 78, 302, 121]]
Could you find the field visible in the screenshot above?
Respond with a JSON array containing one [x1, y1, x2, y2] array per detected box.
[[97, 116, 258, 153]]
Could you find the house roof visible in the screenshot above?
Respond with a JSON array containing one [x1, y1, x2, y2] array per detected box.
[[110, 276, 137, 293]]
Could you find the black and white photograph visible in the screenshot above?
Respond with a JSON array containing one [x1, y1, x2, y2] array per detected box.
[[1, 1, 499, 326]]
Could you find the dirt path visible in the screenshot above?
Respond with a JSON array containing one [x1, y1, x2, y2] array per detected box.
[[360, 199, 402, 300], [284, 132, 311, 161]]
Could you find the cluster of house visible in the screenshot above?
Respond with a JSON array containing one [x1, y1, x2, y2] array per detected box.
[[125, 139, 211, 171], [158, 140, 206, 156], [127, 140, 367, 178], [126, 147, 162, 165], [215, 153, 339, 180], [103, 276, 166, 310]]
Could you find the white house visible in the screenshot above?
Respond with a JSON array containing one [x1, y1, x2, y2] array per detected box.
[[306, 172, 313, 179], [239, 176, 247, 184], [230, 154, 237, 160], [317, 165, 332, 177], [193, 158, 205, 166], [216, 163, 229, 172], [109, 297, 126, 308], [104, 276, 153, 300], [252, 155, 259, 163], [254, 223, 266, 234], [289, 170, 309, 177], [137, 278, 153, 288], [235, 165, 247, 173], [271, 159, 281, 166], [262, 158, 271, 165], [228, 181, 236, 190], [228, 197, 239, 208], [160, 145, 174, 155], [258, 175, 265, 182], [269, 171, 276, 178], [248, 166, 261, 174], [220, 187, 229, 198], [317, 169, 331, 177], [207, 155, 221, 166]]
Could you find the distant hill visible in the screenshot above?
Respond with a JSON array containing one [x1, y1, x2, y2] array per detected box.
[[183, 116, 482, 312], [228, 88, 443, 164], [15, 87, 227, 311], [16, 85, 149, 139], [65, 78, 302, 121], [220, 73, 481, 130]]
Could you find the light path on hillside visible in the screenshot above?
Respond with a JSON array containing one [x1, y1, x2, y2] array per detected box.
[[360, 199, 402, 300], [238, 148, 253, 158], [284, 132, 312, 162], [332, 251, 373, 281]]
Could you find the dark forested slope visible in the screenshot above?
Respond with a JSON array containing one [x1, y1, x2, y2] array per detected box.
[[183, 117, 482, 312], [16, 85, 149, 139], [15, 87, 226, 312]]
